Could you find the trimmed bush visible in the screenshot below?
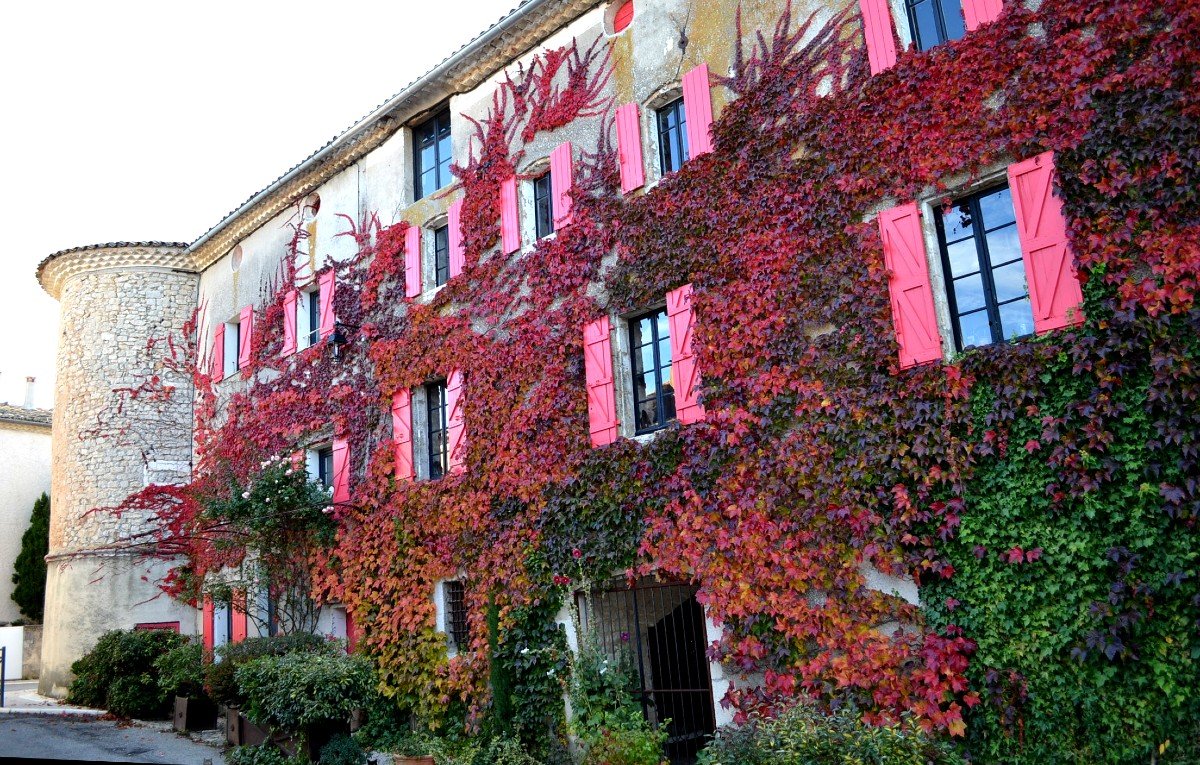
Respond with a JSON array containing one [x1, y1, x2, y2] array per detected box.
[[204, 632, 333, 707], [698, 704, 963, 765], [67, 628, 187, 718], [154, 640, 208, 698], [10, 492, 49, 622], [235, 651, 374, 733]]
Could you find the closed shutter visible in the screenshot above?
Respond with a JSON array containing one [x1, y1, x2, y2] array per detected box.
[[282, 289, 297, 357], [616, 103, 645, 193], [238, 306, 254, 370], [550, 142, 574, 227], [682, 64, 714, 156], [963, 0, 1003, 30], [859, 0, 898, 75], [319, 271, 336, 339], [583, 317, 619, 446], [392, 389, 414, 481], [448, 198, 465, 278], [500, 175, 521, 254], [1007, 151, 1084, 333], [211, 325, 225, 383], [666, 284, 706, 424], [202, 596, 215, 651], [231, 592, 248, 643], [405, 224, 422, 297], [446, 370, 467, 474], [332, 437, 350, 504], [879, 202, 943, 368]]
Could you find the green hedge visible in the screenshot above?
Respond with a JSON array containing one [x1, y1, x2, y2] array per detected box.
[[68, 628, 187, 718]]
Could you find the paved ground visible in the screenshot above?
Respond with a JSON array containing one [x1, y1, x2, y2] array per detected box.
[[0, 711, 225, 764]]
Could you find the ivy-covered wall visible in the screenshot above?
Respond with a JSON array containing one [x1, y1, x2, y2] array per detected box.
[[116, 0, 1197, 761]]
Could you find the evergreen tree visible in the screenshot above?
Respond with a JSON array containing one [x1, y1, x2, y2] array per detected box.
[[11, 492, 49, 622]]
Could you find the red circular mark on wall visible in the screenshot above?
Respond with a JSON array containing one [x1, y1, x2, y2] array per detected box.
[[613, 1, 634, 33]]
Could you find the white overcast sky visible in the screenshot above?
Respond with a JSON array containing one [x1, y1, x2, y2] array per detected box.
[[0, 0, 516, 409]]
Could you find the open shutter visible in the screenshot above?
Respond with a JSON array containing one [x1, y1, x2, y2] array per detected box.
[[879, 202, 943, 368], [1007, 152, 1084, 333], [500, 175, 520, 254], [583, 317, 619, 446], [238, 306, 254, 370], [859, 0, 898, 75], [332, 437, 350, 504], [318, 271, 337, 340], [616, 103, 645, 193], [682, 64, 714, 156], [202, 596, 215, 651], [405, 224, 422, 297], [448, 198, 465, 278], [666, 284, 706, 424], [550, 142, 574, 227], [211, 325, 225, 383], [446, 370, 467, 474], [231, 591, 248, 643], [282, 290, 298, 357], [392, 389, 414, 481], [962, 0, 1003, 30], [345, 609, 357, 652]]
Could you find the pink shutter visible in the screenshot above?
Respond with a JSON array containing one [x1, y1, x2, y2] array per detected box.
[[1007, 152, 1084, 333], [404, 224, 422, 297], [332, 436, 350, 504], [231, 592, 248, 643], [583, 317, 619, 446], [962, 0, 1003, 30], [211, 324, 225, 383], [550, 142, 574, 227], [238, 306, 254, 370], [500, 175, 520, 254], [448, 198, 465, 278], [446, 370, 467, 474], [319, 271, 336, 339], [666, 284, 706, 424], [392, 389, 414, 481], [879, 202, 943, 368], [616, 103, 645, 194], [682, 64, 714, 156], [859, 0, 898, 75], [282, 289, 297, 357], [202, 596, 214, 652]]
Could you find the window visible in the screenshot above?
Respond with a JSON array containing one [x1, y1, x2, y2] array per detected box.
[[628, 308, 676, 434], [657, 98, 689, 175], [433, 224, 450, 287], [533, 173, 554, 239], [905, 0, 965, 51], [223, 320, 241, 377], [443, 580, 469, 650], [936, 185, 1034, 350], [425, 381, 448, 480], [298, 288, 320, 349], [316, 446, 334, 490], [414, 108, 452, 200]]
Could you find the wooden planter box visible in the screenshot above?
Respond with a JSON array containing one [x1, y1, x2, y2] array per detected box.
[[393, 758, 436, 765], [222, 706, 269, 746], [173, 695, 218, 732]]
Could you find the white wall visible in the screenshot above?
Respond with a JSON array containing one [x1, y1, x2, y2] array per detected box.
[[0, 423, 51, 624], [0, 625, 24, 680]]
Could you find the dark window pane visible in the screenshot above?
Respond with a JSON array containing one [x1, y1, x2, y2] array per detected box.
[[444, 581, 469, 649], [534, 174, 554, 239], [957, 310, 992, 349], [433, 225, 450, 287], [308, 290, 320, 344], [628, 307, 676, 433], [939, 0, 966, 42], [426, 381, 448, 479], [991, 260, 1029, 304], [952, 272, 987, 313], [414, 108, 452, 199], [317, 447, 334, 490], [910, 0, 940, 50], [998, 298, 1035, 340], [657, 99, 689, 175]]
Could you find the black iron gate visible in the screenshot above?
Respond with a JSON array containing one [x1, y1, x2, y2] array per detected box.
[[583, 579, 716, 764]]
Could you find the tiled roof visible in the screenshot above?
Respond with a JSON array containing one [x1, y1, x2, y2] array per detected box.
[[0, 404, 52, 428], [36, 241, 189, 280]]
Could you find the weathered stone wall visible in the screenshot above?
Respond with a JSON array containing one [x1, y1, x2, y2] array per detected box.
[[38, 246, 200, 697]]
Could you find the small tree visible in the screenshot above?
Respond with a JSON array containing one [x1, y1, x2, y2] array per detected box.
[[11, 492, 49, 622]]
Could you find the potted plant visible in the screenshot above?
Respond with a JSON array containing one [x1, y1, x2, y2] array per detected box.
[[155, 641, 218, 731]]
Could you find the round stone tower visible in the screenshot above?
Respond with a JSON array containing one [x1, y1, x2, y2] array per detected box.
[[36, 243, 199, 698]]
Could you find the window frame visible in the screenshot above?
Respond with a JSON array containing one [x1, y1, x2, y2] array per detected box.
[[432, 224, 451, 288], [315, 445, 334, 491], [533, 172, 554, 240], [903, 0, 966, 51], [656, 97, 689, 176], [442, 580, 469, 651], [223, 318, 241, 377], [296, 285, 321, 350], [425, 380, 449, 480], [413, 107, 453, 201], [626, 307, 677, 435]]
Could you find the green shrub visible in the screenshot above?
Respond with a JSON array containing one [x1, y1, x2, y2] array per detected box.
[[698, 703, 963, 765], [154, 640, 207, 698], [235, 651, 374, 734], [67, 628, 187, 718], [226, 744, 303, 765], [319, 734, 367, 765], [10, 492, 49, 622], [204, 632, 333, 707]]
